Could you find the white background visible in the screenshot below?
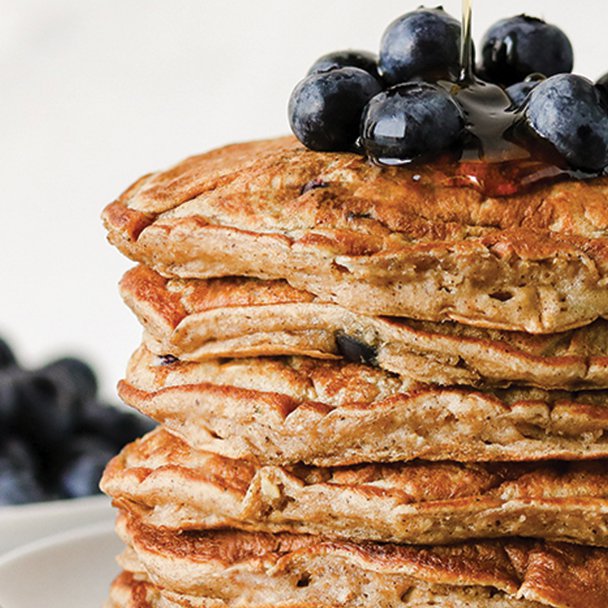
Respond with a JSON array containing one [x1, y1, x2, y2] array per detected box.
[[1, 0, 607, 398]]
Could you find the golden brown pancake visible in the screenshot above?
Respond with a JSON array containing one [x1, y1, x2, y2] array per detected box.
[[105, 572, 161, 608], [120, 265, 608, 390], [102, 136, 608, 334], [120, 346, 608, 466], [104, 568, 550, 608], [116, 511, 608, 608], [102, 427, 608, 547]]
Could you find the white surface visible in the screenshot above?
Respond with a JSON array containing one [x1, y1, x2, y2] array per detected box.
[[0, 521, 121, 608], [0, 494, 114, 556], [1, 0, 607, 397]]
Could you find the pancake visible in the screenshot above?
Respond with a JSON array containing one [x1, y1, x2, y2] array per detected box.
[[102, 426, 608, 547], [107, 572, 214, 608], [116, 512, 608, 608], [121, 265, 608, 390], [106, 573, 221, 608], [106, 572, 162, 608], [119, 346, 608, 466], [102, 136, 608, 334], [104, 569, 550, 608]]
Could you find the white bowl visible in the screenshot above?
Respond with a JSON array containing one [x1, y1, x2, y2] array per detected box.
[[0, 494, 115, 556], [0, 520, 121, 608]]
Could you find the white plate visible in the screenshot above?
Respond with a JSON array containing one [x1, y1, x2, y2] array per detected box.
[[0, 494, 115, 556], [0, 521, 122, 608]]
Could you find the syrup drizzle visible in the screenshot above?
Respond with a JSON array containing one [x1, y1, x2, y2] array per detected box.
[[438, 0, 596, 195], [449, 0, 528, 163], [364, 0, 603, 195], [459, 0, 474, 83]]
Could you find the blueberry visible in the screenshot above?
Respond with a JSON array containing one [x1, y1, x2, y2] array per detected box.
[[15, 357, 98, 450], [0, 338, 16, 370], [506, 73, 545, 107], [42, 357, 98, 402], [300, 178, 329, 195], [289, 67, 382, 151], [158, 354, 178, 366], [525, 74, 608, 172], [0, 370, 22, 432], [335, 333, 377, 366], [57, 436, 116, 498], [308, 50, 380, 81], [361, 83, 464, 165], [0, 439, 45, 506], [379, 7, 461, 85], [597, 73, 608, 102], [2, 437, 37, 472], [78, 400, 155, 450], [16, 368, 82, 449], [479, 15, 573, 86], [0, 468, 45, 505]]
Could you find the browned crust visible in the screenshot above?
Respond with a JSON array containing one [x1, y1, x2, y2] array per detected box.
[[102, 427, 608, 547], [119, 346, 608, 466], [102, 137, 608, 333], [106, 572, 158, 608], [117, 512, 608, 608], [121, 264, 608, 390]]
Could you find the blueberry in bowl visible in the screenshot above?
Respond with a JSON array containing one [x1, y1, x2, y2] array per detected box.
[[0, 438, 46, 506], [57, 436, 118, 499], [0, 337, 155, 508], [0, 338, 17, 370]]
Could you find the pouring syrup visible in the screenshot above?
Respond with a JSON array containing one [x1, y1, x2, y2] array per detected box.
[[459, 0, 474, 83], [451, 0, 526, 162], [436, 0, 597, 196]]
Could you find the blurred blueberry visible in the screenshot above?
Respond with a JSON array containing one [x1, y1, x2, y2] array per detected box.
[[0, 438, 45, 506], [57, 436, 116, 498], [289, 67, 382, 151], [2, 436, 37, 471], [506, 73, 545, 107], [479, 15, 573, 86], [0, 468, 45, 506], [16, 368, 82, 449], [0, 338, 16, 370], [78, 400, 155, 450], [379, 7, 461, 85], [308, 50, 379, 80], [361, 83, 464, 165], [526, 74, 608, 172], [0, 369, 22, 433], [42, 357, 98, 402]]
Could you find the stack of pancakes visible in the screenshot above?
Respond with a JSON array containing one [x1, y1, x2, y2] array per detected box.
[[101, 137, 608, 607]]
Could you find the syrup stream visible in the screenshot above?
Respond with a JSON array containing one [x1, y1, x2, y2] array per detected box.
[[459, 0, 474, 83], [444, 0, 575, 195], [376, 1, 598, 195], [452, 0, 529, 163]]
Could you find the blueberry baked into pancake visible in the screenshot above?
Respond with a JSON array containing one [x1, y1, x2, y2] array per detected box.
[[118, 346, 608, 466], [103, 137, 608, 336], [103, 4, 608, 607], [121, 264, 608, 391]]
